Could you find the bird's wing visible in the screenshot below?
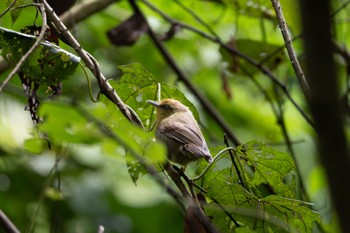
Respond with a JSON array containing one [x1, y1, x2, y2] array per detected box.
[[159, 121, 204, 146]]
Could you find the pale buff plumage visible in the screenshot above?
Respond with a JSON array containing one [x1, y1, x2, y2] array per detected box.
[[147, 99, 212, 166]]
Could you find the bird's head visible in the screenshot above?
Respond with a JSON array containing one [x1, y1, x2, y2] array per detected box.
[[147, 99, 189, 120]]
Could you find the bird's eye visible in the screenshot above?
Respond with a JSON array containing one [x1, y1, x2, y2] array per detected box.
[[161, 104, 172, 110]]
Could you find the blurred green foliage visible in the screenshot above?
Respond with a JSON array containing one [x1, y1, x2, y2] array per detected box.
[[1, 0, 348, 232]]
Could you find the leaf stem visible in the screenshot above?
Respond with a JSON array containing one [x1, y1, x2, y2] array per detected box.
[[192, 147, 235, 181]]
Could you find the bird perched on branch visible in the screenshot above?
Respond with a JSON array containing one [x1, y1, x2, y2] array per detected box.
[[147, 99, 213, 166]]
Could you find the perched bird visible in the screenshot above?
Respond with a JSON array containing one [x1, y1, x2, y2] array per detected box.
[[147, 99, 213, 166]]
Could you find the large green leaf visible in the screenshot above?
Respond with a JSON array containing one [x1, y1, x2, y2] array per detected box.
[[237, 141, 296, 198], [6, 0, 32, 24], [200, 141, 318, 232], [0, 27, 80, 85]]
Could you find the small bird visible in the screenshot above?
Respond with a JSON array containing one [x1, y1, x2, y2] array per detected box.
[[147, 99, 213, 166]]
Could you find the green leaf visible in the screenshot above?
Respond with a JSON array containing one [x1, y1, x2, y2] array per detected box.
[[6, 0, 32, 25], [23, 138, 46, 154], [126, 151, 147, 184], [200, 141, 318, 232], [261, 195, 321, 233], [0, 27, 80, 86], [237, 141, 296, 198], [45, 187, 64, 201], [109, 116, 166, 184]]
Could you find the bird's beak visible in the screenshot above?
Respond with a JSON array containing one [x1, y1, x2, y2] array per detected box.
[[146, 100, 160, 108]]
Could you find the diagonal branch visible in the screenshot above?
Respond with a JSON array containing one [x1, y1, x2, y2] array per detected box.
[[271, 0, 309, 98], [0, 210, 20, 233]]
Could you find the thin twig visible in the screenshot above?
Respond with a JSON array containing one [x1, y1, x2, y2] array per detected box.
[[0, 210, 20, 233], [130, 0, 242, 146], [164, 163, 191, 199], [211, 198, 240, 227], [272, 84, 310, 202], [0, 3, 47, 95], [271, 0, 309, 98], [0, 0, 17, 17], [192, 147, 235, 181], [261, 0, 350, 67], [223, 134, 245, 188], [141, 0, 314, 129], [27, 152, 63, 233], [330, 0, 350, 18], [40, 0, 143, 126], [239, 67, 309, 198], [173, 0, 219, 38]]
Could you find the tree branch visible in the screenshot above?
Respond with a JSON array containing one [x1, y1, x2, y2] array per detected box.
[[271, 0, 309, 97], [0, 210, 20, 233]]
